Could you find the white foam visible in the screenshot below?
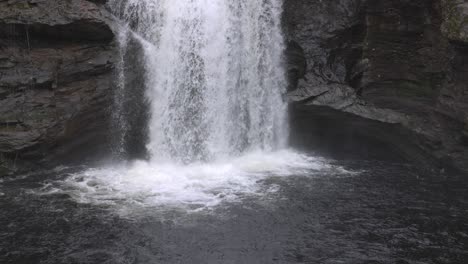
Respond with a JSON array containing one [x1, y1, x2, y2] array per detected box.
[[51, 150, 338, 212]]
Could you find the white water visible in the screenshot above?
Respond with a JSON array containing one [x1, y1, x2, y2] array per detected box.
[[43, 0, 341, 210], [55, 151, 340, 212], [111, 0, 287, 163]]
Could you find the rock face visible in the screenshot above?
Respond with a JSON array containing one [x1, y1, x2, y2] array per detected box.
[[1, 0, 467, 174], [0, 0, 116, 173], [284, 0, 468, 173]]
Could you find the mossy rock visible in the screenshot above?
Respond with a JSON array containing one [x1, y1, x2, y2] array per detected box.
[[12, 2, 31, 9], [441, 0, 468, 42]]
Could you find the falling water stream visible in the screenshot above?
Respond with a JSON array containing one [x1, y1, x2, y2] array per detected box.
[[111, 0, 288, 163], [55, 0, 329, 210]]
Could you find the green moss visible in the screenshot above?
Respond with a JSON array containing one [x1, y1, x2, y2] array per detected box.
[[441, 0, 468, 42], [14, 2, 31, 9]]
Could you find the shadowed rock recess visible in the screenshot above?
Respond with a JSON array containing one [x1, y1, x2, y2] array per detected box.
[[285, 0, 468, 173], [0, 0, 467, 174]]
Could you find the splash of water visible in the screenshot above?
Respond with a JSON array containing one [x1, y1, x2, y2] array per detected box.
[[46, 151, 341, 213], [36, 1, 340, 212], [110, 0, 287, 163]]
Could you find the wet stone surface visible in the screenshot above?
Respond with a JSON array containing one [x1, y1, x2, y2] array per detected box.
[[0, 161, 467, 264]]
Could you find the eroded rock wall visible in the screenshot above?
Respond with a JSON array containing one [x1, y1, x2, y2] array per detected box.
[[1, 0, 467, 174], [0, 0, 117, 173], [285, 0, 468, 173]]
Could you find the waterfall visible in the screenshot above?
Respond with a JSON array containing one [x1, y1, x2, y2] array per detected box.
[[109, 0, 288, 164], [52, 0, 325, 210]]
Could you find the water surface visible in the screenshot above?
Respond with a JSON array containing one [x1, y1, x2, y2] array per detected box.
[[1, 156, 467, 264]]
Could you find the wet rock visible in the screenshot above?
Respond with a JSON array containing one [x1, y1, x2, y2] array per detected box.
[[0, 0, 114, 41], [441, 0, 468, 42], [0, 57, 16, 68], [284, 0, 468, 173], [287, 84, 406, 125], [284, 0, 364, 86], [0, 0, 467, 174], [285, 40, 307, 91], [0, 0, 118, 172], [464, 119, 468, 138]]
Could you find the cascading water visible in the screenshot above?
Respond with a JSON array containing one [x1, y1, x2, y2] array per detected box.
[[49, 0, 333, 211], [110, 0, 288, 163]]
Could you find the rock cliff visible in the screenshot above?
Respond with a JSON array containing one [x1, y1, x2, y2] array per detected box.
[[285, 0, 468, 173], [0, 0, 116, 173], [0, 0, 467, 174]]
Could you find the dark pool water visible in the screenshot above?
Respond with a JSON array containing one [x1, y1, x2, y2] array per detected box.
[[0, 160, 467, 264]]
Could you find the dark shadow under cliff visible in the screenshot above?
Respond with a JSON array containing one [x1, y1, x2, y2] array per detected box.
[[284, 0, 468, 175]]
